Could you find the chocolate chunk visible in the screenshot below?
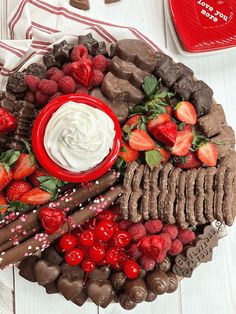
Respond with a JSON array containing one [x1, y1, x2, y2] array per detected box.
[[176, 171, 188, 228], [219, 150, 236, 172], [95, 41, 108, 56], [173, 76, 194, 100], [172, 253, 197, 278], [18, 256, 40, 282], [158, 163, 173, 221], [145, 291, 158, 302], [26, 63, 46, 79], [158, 256, 171, 273], [119, 293, 137, 310], [156, 52, 173, 69], [129, 164, 144, 222], [167, 272, 178, 293], [111, 271, 127, 290], [211, 125, 235, 158], [53, 40, 67, 54], [190, 81, 213, 116], [101, 72, 144, 104], [43, 51, 61, 69], [60, 263, 84, 279], [70, 0, 90, 10], [86, 279, 113, 306], [125, 278, 148, 303], [141, 165, 151, 220], [223, 168, 235, 226], [1, 98, 15, 112], [215, 166, 227, 222], [54, 43, 73, 63], [72, 290, 88, 307], [57, 275, 83, 300], [120, 161, 139, 219], [41, 246, 63, 265], [185, 169, 198, 226], [205, 167, 217, 222], [110, 56, 150, 88], [146, 270, 169, 295], [113, 39, 156, 72], [90, 88, 129, 123], [44, 281, 59, 294], [195, 168, 206, 224], [78, 33, 99, 55], [149, 166, 161, 219], [88, 266, 111, 280], [34, 259, 60, 286], [196, 103, 226, 137], [6, 72, 27, 98]]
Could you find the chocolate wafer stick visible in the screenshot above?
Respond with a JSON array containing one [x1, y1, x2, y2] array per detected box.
[[0, 171, 118, 247], [0, 185, 122, 270]]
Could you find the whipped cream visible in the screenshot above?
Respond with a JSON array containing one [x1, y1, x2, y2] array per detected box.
[[44, 101, 115, 172]]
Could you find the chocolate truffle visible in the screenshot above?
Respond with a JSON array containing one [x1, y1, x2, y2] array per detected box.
[[167, 272, 178, 293], [125, 278, 148, 303], [119, 293, 137, 310], [145, 291, 158, 302], [111, 271, 127, 290], [158, 256, 171, 273], [146, 270, 169, 295]]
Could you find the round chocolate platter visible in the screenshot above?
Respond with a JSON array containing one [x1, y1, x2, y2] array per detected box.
[[0, 32, 235, 310]]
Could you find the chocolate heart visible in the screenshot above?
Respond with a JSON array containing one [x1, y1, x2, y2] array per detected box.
[[86, 279, 113, 306], [70, 59, 93, 88], [44, 281, 59, 294], [38, 207, 66, 235], [169, 0, 236, 52], [57, 275, 83, 300], [60, 263, 84, 279], [88, 266, 111, 280], [42, 246, 64, 265], [34, 259, 60, 286], [18, 256, 40, 282]]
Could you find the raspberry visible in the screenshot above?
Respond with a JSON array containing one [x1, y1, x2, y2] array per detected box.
[[127, 243, 142, 260], [50, 71, 64, 82], [128, 223, 146, 242], [24, 75, 40, 92], [154, 250, 167, 263], [168, 239, 183, 256], [35, 90, 49, 106], [91, 70, 104, 87], [178, 229, 196, 245], [62, 63, 72, 75], [24, 91, 35, 103], [46, 67, 61, 78], [48, 92, 63, 102], [158, 233, 172, 251], [38, 79, 58, 95], [162, 224, 178, 240], [145, 219, 163, 234], [71, 44, 88, 62], [75, 87, 89, 94], [118, 220, 131, 231], [58, 76, 76, 94], [139, 255, 155, 271], [139, 235, 168, 261], [93, 54, 109, 73]]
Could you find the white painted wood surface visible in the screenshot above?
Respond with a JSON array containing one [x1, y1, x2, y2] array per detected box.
[[0, 0, 236, 313]]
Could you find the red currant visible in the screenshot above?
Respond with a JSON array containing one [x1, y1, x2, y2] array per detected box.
[[59, 234, 76, 252], [113, 230, 131, 247], [106, 247, 120, 265], [78, 230, 94, 247], [88, 243, 106, 262], [123, 260, 140, 279], [94, 220, 115, 242], [82, 258, 95, 273], [97, 210, 115, 221], [65, 248, 84, 266]]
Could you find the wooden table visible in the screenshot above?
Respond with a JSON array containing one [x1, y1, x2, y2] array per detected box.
[[0, 1, 236, 313]]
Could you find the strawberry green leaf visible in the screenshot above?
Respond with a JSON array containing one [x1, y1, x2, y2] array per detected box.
[[145, 150, 163, 169], [142, 76, 158, 98], [178, 122, 186, 131], [0, 149, 20, 166], [9, 201, 29, 210], [130, 105, 147, 115], [120, 146, 127, 153]]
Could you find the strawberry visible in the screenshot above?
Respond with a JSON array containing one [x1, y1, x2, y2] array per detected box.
[[197, 142, 218, 166], [175, 152, 202, 169], [0, 150, 20, 192], [129, 129, 155, 151], [6, 180, 32, 202], [0, 193, 8, 214], [172, 130, 194, 156], [0, 165, 12, 192], [12, 153, 38, 180], [147, 113, 171, 132], [20, 187, 52, 205], [119, 142, 139, 163], [29, 169, 47, 187], [166, 105, 172, 116], [0, 108, 17, 133], [182, 124, 193, 132], [151, 121, 177, 147], [124, 115, 141, 128], [155, 147, 171, 163], [174, 101, 197, 125]]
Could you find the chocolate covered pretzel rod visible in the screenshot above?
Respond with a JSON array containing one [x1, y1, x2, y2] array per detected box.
[[0, 171, 118, 247], [0, 185, 122, 269]]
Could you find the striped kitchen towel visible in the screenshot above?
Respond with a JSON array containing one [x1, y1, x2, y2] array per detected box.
[[0, 0, 162, 89]]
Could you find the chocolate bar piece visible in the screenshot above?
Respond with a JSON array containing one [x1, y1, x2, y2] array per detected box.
[[6, 72, 27, 99], [69, 0, 90, 10]]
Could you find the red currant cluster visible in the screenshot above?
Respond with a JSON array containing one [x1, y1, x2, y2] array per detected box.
[[58, 209, 140, 280]]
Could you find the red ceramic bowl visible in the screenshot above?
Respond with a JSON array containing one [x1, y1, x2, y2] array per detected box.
[[32, 94, 122, 183]]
